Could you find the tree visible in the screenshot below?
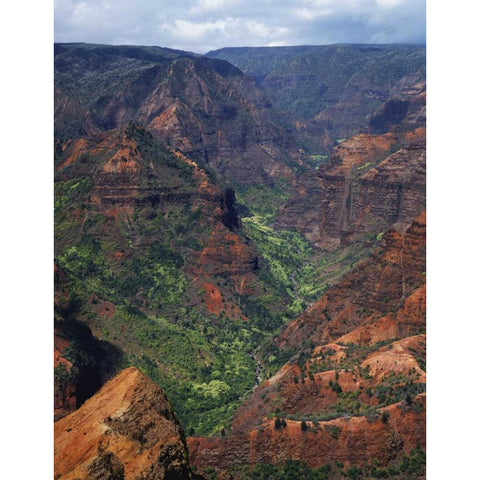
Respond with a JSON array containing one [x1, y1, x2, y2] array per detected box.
[[381, 411, 390, 424]]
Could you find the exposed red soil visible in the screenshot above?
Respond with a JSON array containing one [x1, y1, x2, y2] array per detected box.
[[188, 396, 425, 470], [54, 367, 195, 480], [188, 213, 426, 473]]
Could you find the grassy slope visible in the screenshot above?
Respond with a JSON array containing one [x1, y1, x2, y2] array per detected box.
[[235, 183, 378, 376], [54, 127, 312, 435]]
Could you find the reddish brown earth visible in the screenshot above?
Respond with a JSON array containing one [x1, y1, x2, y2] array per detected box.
[[55, 46, 307, 187], [275, 211, 425, 351], [276, 128, 425, 250], [54, 367, 200, 480], [189, 397, 424, 471], [54, 333, 76, 420], [55, 127, 261, 314], [188, 212, 426, 474]]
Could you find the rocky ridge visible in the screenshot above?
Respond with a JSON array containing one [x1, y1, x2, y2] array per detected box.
[[54, 367, 202, 480], [55, 43, 306, 187], [207, 44, 426, 151]]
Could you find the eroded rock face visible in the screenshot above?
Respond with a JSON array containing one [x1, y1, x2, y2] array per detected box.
[[369, 79, 426, 135], [189, 398, 425, 471], [54, 264, 124, 421], [188, 213, 426, 474], [276, 128, 425, 250], [55, 126, 261, 312], [54, 44, 306, 187], [54, 367, 199, 480], [274, 211, 426, 352]]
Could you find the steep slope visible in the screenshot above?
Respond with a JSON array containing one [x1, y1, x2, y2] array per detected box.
[[55, 43, 306, 186], [54, 261, 126, 420], [54, 42, 427, 478], [205, 46, 320, 83], [369, 78, 426, 135], [54, 123, 301, 435], [54, 316, 124, 421], [275, 126, 425, 251], [188, 213, 426, 477], [273, 212, 425, 353], [207, 44, 425, 152], [54, 367, 201, 480]]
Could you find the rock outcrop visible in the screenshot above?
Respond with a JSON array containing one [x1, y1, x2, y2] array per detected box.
[[54, 367, 201, 480], [276, 128, 425, 250], [54, 264, 124, 421], [274, 211, 425, 351]]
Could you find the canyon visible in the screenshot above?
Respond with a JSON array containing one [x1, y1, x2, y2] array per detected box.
[[54, 43, 426, 479]]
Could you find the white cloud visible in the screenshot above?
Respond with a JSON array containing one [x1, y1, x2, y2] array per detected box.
[[160, 19, 228, 41], [268, 40, 288, 47], [376, 0, 405, 8], [190, 0, 229, 13], [55, 0, 425, 52], [293, 7, 333, 20], [245, 21, 288, 39]]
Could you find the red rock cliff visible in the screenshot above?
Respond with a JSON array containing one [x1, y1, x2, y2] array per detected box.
[[55, 367, 200, 480]]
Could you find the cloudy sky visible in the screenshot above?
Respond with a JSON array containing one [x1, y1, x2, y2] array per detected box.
[[54, 0, 425, 53]]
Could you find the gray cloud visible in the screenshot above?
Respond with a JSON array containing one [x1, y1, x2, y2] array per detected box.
[[54, 0, 425, 53]]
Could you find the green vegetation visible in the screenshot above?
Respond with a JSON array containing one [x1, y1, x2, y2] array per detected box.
[[373, 371, 425, 408], [307, 154, 329, 170], [309, 342, 392, 375], [236, 183, 370, 314], [235, 183, 291, 217], [227, 448, 426, 479], [54, 127, 308, 435], [357, 161, 373, 171], [230, 460, 332, 480], [241, 215, 314, 315], [205, 46, 321, 82], [260, 44, 426, 120]]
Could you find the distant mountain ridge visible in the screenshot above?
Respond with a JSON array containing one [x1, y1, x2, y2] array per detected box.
[[205, 45, 321, 82], [207, 44, 425, 151], [55, 43, 306, 187]]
